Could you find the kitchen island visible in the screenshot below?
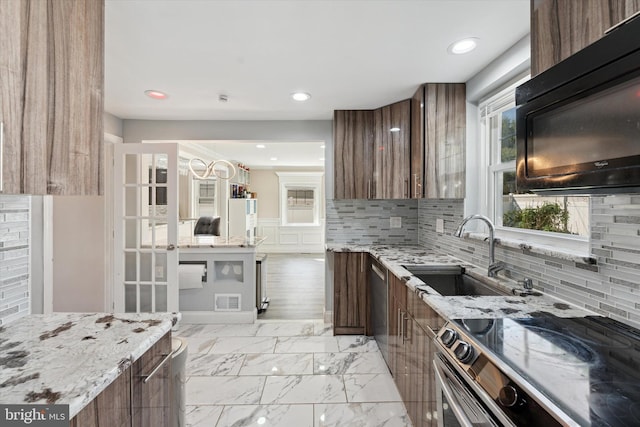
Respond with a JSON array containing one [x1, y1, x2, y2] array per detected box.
[[0, 312, 178, 423], [178, 236, 267, 324]]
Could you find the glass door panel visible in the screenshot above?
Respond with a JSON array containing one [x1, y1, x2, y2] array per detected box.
[[114, 144, 178, 313]]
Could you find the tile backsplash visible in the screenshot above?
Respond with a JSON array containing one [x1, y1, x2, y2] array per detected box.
[[418, 197, 640, 329], [326, 199, 419, 245], [0, 195, 31, 325]]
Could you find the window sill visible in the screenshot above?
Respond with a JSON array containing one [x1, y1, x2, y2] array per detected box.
[[461, 231, 596, 265]]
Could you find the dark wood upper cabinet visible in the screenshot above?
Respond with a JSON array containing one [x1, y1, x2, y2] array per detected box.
[[333, 87, 465, 201], [424, 83, 466, 199], [373, 99, 411, 199], [333, 110, 374, 199], [0, 0, 104, 195], [531, 0, 640, 76]]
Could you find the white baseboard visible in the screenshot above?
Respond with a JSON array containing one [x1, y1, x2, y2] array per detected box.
[[179, 309, 257, 324]]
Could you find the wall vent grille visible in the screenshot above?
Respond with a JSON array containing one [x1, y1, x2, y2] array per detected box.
[[214, 294, 241, 311]]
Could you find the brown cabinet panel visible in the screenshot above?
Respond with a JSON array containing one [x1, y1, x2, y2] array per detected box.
[[373, 100, 411, 199], [531, 0, 640, 76], [386, 275, 444, 427], [411, 288, 445, 335], [132, 332, 172, 427], [333, 110, 374, 199], [424, 83, 466, 199], [388, 273, 406, 377], [70, 365, 132, 427], [411, 86, 425, 198], [0, 0, 103, 195], [333, 252, 368, 335]]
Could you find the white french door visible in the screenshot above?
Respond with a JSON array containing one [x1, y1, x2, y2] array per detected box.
[[113, 143, 178, 313]]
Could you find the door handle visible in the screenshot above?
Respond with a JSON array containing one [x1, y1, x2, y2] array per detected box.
[[140, 352, 172, 384], [166, 244, 176, 251], [404, 179, 409, 198]]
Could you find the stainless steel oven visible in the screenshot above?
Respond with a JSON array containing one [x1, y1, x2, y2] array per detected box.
[[433, 353, 502, 427]]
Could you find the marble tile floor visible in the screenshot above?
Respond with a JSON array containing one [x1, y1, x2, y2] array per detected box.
[[176, 320, 412, 427]]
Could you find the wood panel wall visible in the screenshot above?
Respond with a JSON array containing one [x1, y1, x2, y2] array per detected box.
[[531, 0, 640, 75], [0, 0, 104, 195]]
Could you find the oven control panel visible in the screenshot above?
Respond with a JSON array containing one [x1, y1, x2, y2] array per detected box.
[[435, 321, 565, 427], [437, 327, 479, 367]]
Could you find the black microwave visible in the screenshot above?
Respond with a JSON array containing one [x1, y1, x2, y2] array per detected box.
[[516, 14, 640, 194]]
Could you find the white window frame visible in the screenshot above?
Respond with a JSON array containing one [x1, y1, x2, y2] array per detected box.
[[478, 78, 590, 255], [276, 172, 324, 226]]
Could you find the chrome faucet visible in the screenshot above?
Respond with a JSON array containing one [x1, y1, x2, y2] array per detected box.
[[454, 214, 503, 277]]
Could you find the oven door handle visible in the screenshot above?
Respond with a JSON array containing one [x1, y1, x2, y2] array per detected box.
[[433, 358, 476, 427]]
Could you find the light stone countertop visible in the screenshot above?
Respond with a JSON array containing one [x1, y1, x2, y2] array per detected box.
[[0, 312, 179, 418], [326, 243, 596, 319], [178, 235, 267, 248]]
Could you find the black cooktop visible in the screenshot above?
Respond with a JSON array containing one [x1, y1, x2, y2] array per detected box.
[[452, 315, 640, 427]]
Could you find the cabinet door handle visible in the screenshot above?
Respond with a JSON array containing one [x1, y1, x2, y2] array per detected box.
[[404, 179, 409, 198], [413, 173, 422, 198], [360, 253, 364, 273], [403, 315, 410, 343], [367, 180, 371, 199], [140, 352, 172, 384]]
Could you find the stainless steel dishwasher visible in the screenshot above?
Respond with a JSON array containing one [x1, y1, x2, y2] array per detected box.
[[370, 258, 389, 366]]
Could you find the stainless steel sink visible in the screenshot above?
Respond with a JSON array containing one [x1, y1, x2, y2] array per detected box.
[[403, 265, 507, 296]]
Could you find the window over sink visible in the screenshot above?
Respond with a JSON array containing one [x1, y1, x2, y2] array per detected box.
[[478, 78, 589, 251]]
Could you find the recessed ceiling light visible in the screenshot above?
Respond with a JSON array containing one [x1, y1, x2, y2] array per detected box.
[[319, 157, 325, 161], [144, 90, 168, 100], [390, 127, 401, 132], [320, 145, 325, 149], [256, 144, 266, 149], [448, 38, 478, 55], [291, 92, 311, 101], [270, 157, 278, 161]]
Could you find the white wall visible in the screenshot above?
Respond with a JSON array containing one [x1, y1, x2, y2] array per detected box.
[[52, 196, 106, 312], [250, 170, 280, 218]]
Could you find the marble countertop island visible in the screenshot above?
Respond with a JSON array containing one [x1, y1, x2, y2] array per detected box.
[[327, 243, 595, 319], [0, 312, 179, 418], [178, 235, 267, 248]]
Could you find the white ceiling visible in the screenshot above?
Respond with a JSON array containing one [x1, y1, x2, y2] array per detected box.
[[104, 0, 530, 122], [178, 140, 326, 168]]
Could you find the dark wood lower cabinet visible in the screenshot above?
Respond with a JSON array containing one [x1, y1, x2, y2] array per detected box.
[[388, 273, 443, 427], [70, 365, 132, 427], [132, 332, 172, 427], [333, 252, 368, 335], [70, 332, 171, 427]]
